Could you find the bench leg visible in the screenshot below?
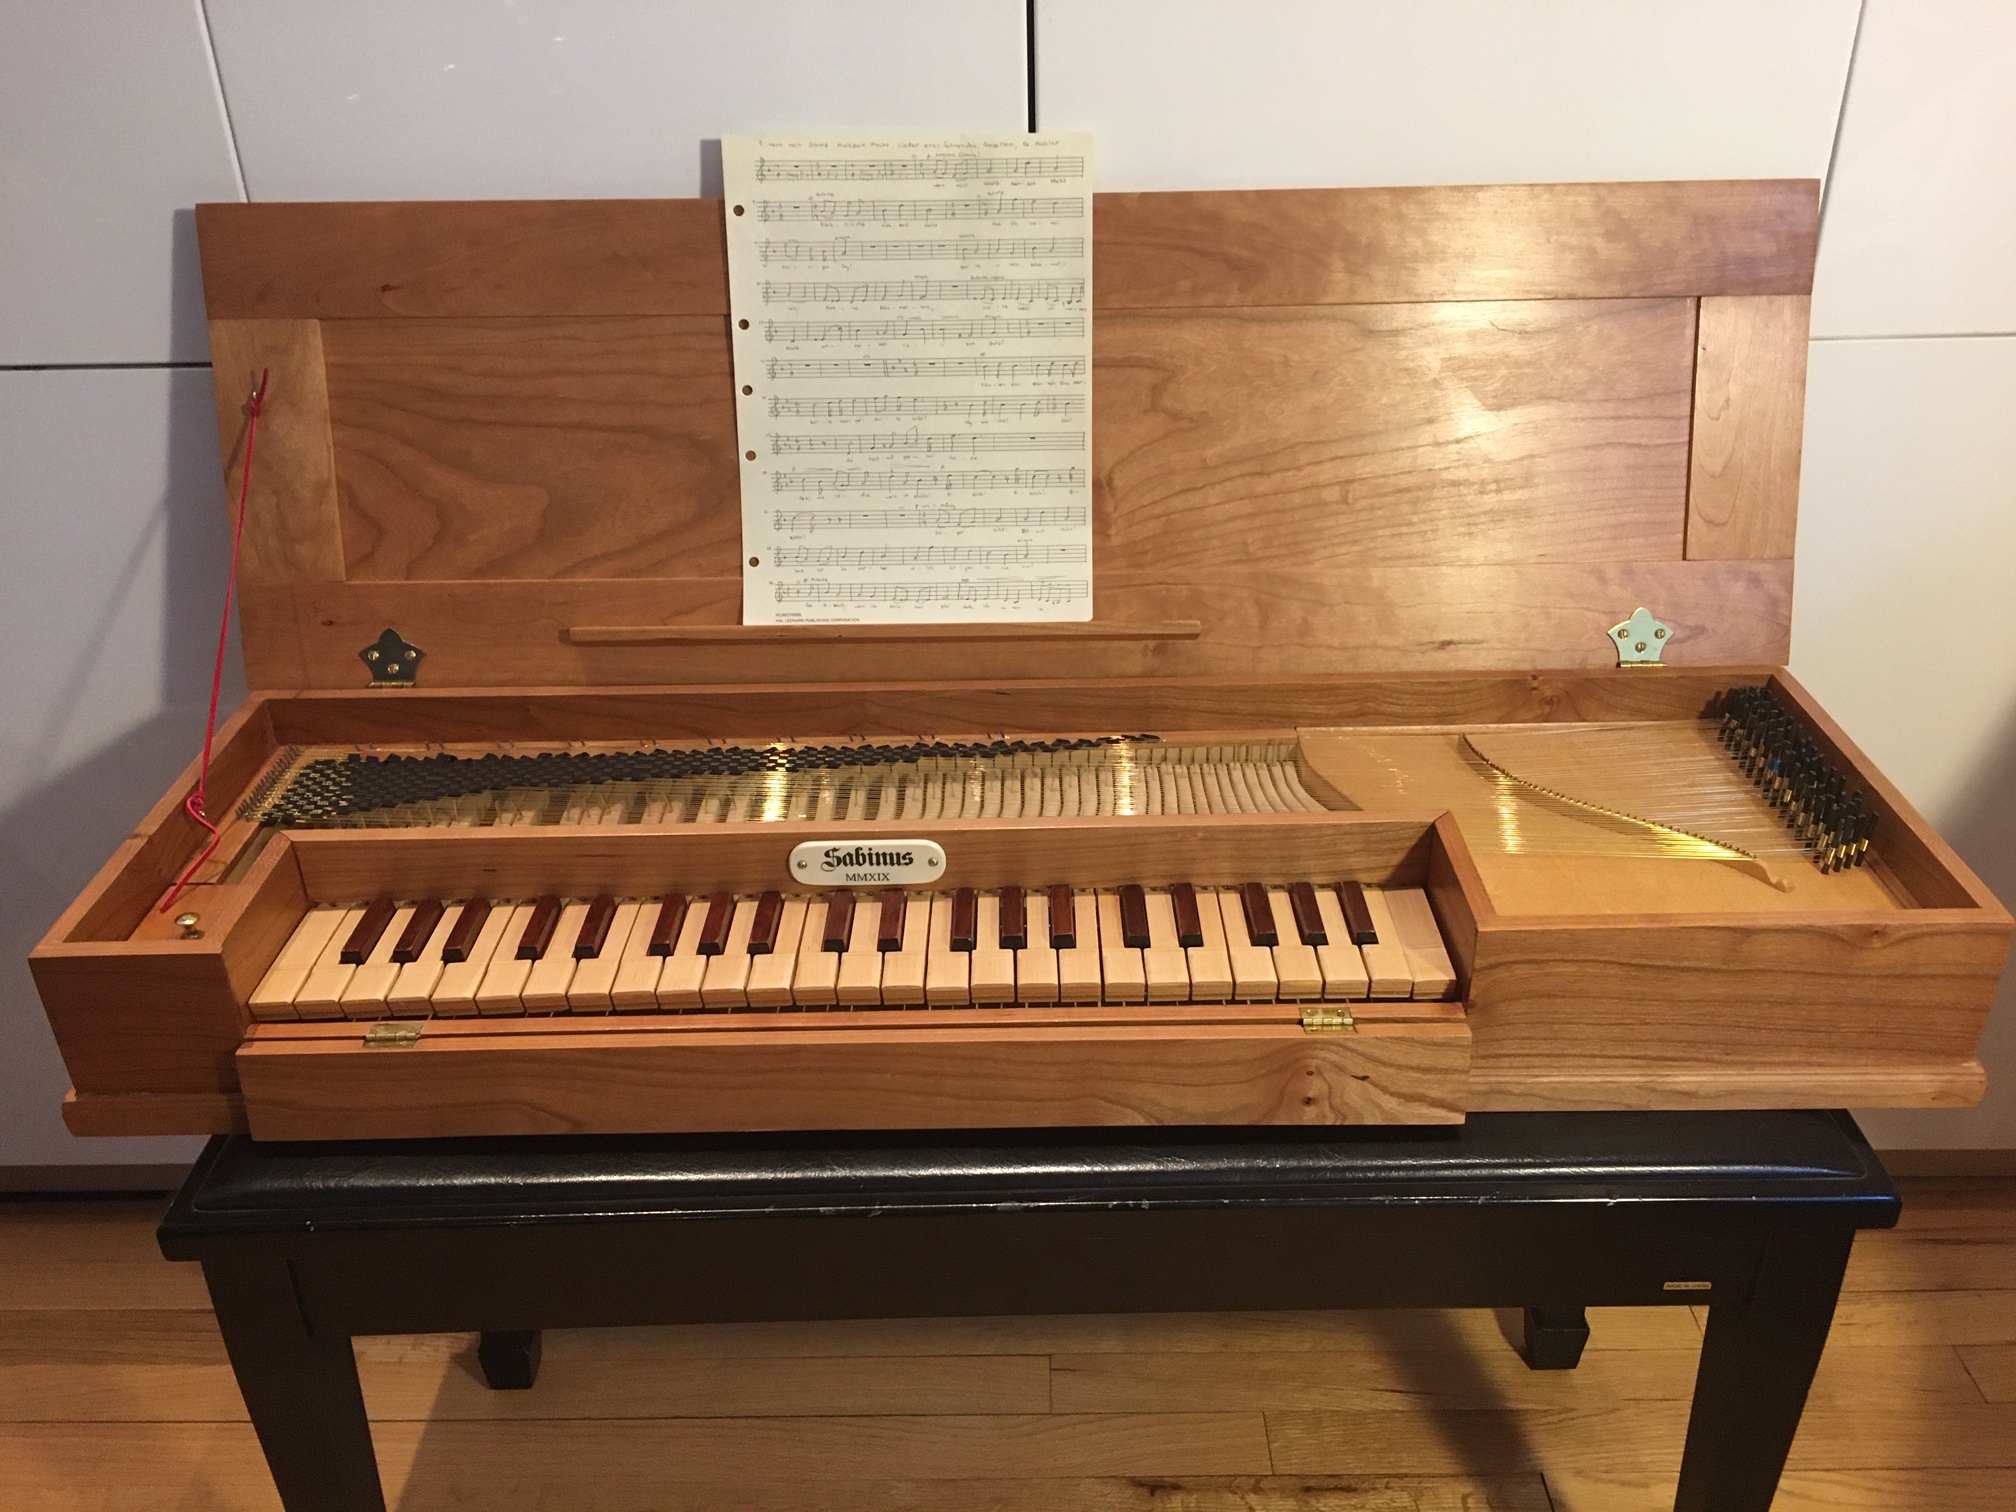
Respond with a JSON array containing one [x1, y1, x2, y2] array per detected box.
[[202, 1255, 385, 1512], [1521, 1306, 1590, 1369], [1674, 1225, 1855, 1512], [478, 1329, 543, 1389]]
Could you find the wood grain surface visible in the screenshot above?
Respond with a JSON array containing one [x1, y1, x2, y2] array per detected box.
[[1093, 299, 1695, 571], [234, 1020, 1470, 1138], [283, 813, 1444, 901], [323, 316, 740, 582], [59, 1089, 244, 1137], [251, 673, 1754, 747], [1686, 295, 1811, 560], [1464, 912, 2008, 1110], [1094, 181, 1819, 308], [230, 558, 1792, 688], [192, 184, 1815, 689], [196, 182, 1817, 321], [196, 198, 732, 320], [204, 321, 344, 586]]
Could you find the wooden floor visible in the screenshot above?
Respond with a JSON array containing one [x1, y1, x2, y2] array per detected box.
[[4, 1177, 2014, 1510]]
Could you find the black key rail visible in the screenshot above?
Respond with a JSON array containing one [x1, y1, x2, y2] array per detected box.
[[158, 1110, 1898, 1512]]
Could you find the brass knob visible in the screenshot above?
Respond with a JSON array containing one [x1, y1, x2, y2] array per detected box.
[[174, 913, 200, 929]]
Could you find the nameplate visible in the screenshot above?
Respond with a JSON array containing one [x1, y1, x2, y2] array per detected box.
[[789, 840, 946, 887]]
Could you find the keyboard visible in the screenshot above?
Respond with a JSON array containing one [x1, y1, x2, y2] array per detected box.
[[251, 881, 1456, 1021]]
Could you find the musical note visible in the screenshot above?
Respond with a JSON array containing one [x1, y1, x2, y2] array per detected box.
[[756, 236, 1085, 266], [769, 505, 1089, 533], [767, 394, 1086, 421], [759, 278, 1085, 306], [767, 356, 1086, 383], [774, 579, 1090, 606], [771, 542, 1087, 569], [765, 316, 1084, 343], [771, 468, 1084, 496], [768, 431, 1084, 457], [754, 153, 1086, 182], [756, 195, 1083, 224]]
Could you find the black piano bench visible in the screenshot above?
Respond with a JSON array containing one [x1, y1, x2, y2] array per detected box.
[[157, 1109, 1897, 1512]]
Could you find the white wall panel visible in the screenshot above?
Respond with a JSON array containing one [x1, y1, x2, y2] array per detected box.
[[0, 0, 242, 364], [1035, 0, 1857, 190], [0, 369, 237, 1167], [1811, 1, 2016, 338], [207, 0, 1027, 201], [1790, 336, 2016, 1148]]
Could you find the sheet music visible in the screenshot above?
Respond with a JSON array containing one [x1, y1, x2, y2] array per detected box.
[[723, 132, 1094, 624]]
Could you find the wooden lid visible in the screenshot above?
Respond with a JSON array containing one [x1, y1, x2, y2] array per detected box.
[[195, 181, 1816, 691]]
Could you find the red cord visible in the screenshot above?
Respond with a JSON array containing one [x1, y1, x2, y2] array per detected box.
[[160, 368, 269, 914]]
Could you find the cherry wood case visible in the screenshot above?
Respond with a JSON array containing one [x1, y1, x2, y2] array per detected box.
[[28, 183, 2011, 1139]]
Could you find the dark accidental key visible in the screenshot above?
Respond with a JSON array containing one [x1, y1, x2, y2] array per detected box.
[[748, 890, 783, 956], [1118, 884, 1151, 949], [573, 894, 617, 960], [1047, 884, 1076, 949], [390, 898, 445, 964], [1238, 882, 1278, 947], [1169, 883, 1205, 949], [696, 891, 736, 956], [998, 885, 1027, 950], [646, 893, 689, 957], [439, 898, 492, 963], [822, 890, 857, 952], [1288, 881, 1327, 947], [877, 889, 908, 952], [949, 887, 978, 952], [1338, 881, 1378, 945], [339, 898, 398, 965], [515, 895, 563, 961]]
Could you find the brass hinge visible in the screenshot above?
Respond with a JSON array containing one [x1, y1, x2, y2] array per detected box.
[[360, 627, 424, 687], [363, 1022, 422, 1048], [1608, 606, 1671, 666], [1300, 1006, 1353, 1033]]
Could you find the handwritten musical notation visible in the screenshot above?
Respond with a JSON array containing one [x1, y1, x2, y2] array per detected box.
[[775, 579, 1089, 608], [768, 504, 1089, 534], [772, 542, 1087, 570], [766, 355, 1086, 383], [754, 152, 1086, 183], [759, 278, 1085, 306], [726, 131, 1095, 625], [771, 467, 1085, 496], [765, 316, 1084, 343], [770, 430, 1083, 457], [757, 195, 1083, 224], [767, 394, 1086, 422], [757, 236, 1084, 266]]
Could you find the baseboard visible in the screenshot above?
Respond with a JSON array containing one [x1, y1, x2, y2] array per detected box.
[[1877, 1149, 2016, 1178], [0, 1163, 193, 1194]]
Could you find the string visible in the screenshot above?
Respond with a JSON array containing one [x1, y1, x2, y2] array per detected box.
[[1458, 734, 1788, 890], [159, 368, 269, 915]]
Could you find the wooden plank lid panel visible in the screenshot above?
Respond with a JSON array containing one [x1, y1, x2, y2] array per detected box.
[[195, 182, 1818, 690]]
